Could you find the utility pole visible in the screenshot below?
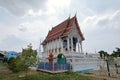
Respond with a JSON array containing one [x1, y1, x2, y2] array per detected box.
[[106, 60, 110, 77], [115, 63, 118, 74]]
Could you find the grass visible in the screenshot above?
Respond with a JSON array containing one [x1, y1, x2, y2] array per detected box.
[[0, 62, 105, 80], [0, 62, 6, 66], [84, 72, 93, 75], [20, 71, 102, 80], [0, 71, 105, 80], [117, 65, 120, 68]]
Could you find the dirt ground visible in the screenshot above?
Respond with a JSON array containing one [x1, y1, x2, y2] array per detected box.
[[0, 64, 12, 74], [81, 70, 120, 80]]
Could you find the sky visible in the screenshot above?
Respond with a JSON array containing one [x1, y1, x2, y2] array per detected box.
[[0, 0, 120, 54]]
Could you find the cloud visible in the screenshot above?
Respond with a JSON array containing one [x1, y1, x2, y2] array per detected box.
[[0, 0, 47, 16], [0, 35, 26, 51], [18, 23, 29, 32], [82, 10, 120, 31], [0, 0, 72, 52], [81, 10, 120, 53], [0, 0, 119, 53], [97, 10, 120, 29], [0, 0, 71, 17]]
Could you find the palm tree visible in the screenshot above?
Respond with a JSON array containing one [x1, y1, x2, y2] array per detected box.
[[111, 47, 120, 57], [98, 50, 109, 59]]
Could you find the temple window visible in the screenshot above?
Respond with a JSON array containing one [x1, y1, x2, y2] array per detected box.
[[65, 48, 68, 51], [73, 37, 78, 51], [63, 39, 67, 48], [69, 38, 71, 49]]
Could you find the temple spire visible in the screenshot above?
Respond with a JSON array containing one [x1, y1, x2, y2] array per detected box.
[[68, 13, 71, 20], [75, 11, 77, 17]]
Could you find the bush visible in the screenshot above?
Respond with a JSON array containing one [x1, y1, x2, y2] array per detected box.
[[15, 57, 28, 72], [7, 44, 36, 73], [7, 57, 16, 72], [57, 53, 63, 59], [2, 57, 8, 63]]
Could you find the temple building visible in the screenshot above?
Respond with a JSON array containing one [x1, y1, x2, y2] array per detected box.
[[41, 15, 100, 72], [42, 15, 85, 58]]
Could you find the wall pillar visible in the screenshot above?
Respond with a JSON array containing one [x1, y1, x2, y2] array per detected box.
[[71, 37, 73, 52], [78, 43, 80, 53], [67, 37, 70, 51], [78, 39, 80, 53], [61, 39, 63, 52], [80, 41, 83, 54]]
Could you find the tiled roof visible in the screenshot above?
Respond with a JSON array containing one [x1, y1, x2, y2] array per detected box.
[[42, 16, 85, 45]]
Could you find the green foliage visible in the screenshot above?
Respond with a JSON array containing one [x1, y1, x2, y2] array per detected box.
[[13, 56, 28, 72], [57, 53, 63, 59], [0, 64, 104, 80], [16, 43, 37, 72], [57, 53, 66, 64], [0, 73, 9, 80], [22, 72, 95, 80], [111, 47, 120, 57], [7, 43, 37, 73], [2, 57, 8, 63], [98, 50, 109, 59], [7, 57, 16, 72], [98, 47, 120, 59], [22, 43, 37, 68]]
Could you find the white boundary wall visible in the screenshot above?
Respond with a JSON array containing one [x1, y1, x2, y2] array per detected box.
[[70, 57, 100, 72], [41, 52, 100, 72]]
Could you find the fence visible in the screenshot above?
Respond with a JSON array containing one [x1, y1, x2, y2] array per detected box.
[[37, 62, 70, 71], [99, 59, 120, 77]]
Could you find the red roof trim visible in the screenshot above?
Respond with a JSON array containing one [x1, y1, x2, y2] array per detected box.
[[42, 16, 85, 45], [74, 17, 85, 40]]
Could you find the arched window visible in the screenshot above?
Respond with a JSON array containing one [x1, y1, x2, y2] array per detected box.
[[63, 39, 67, 48]]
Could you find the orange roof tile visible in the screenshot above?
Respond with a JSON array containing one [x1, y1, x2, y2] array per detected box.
[[42, 16, 85, 45]]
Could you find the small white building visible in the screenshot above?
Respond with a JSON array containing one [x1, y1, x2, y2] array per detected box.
[[41, 15, 100, 72]]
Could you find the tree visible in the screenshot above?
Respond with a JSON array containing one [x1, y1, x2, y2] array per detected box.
[[7, 57, 16, 71], [21, 43, 37, 70], [8, 43, 37, 73], [3, 57, 8, 63], [98, 50, 109, 59], [111, 47, 120, 57]]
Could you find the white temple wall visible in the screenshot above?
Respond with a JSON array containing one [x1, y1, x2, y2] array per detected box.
[[69, 21, 82, 42], [44, 38, 61, 55], [71, 57, 100, 72]]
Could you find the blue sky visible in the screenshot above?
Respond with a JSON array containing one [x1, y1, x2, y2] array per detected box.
[[0, 0, 120, 54]]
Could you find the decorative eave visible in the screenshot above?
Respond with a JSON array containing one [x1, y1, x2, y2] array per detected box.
[[42, 15, 85, 45]]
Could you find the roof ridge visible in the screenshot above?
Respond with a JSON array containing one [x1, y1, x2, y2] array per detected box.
[[42, 15, 85, 45], [62, 16, 76, 36], [52, 17, 70, 30], [61, 17, 71, 36]]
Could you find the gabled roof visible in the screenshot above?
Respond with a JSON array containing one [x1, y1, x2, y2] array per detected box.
[[42, 15, 85, 45]]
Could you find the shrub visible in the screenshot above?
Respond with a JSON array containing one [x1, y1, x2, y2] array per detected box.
[[57, 53, 63, 59], [7, 57, 16, 71], [2, 57, 8, 63]]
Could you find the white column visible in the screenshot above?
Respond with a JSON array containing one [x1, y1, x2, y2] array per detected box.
[[46, 43, 47, 52], [78, 39, 80, 53], [71, 37, 73, 52], [56, 39, 58, 54], [51, 41, 52, 53], [61, 39, 63, 52], [78, 42, 81, 53], [58, 38, 60, 53], [67, 37, 69, 51], [80, 41, 83, 54]]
